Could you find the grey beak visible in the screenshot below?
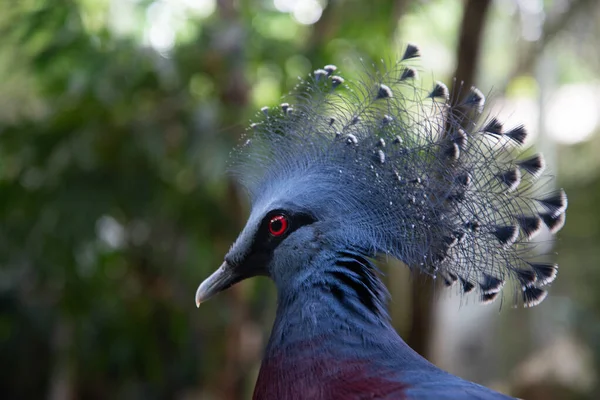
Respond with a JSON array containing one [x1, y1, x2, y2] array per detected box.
[[195, 261, 237, 307]]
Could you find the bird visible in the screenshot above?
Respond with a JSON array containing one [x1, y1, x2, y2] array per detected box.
[[195, 44, 568, 399]]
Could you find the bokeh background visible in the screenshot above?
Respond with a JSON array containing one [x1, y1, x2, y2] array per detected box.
[[1, 0, 599, 399]]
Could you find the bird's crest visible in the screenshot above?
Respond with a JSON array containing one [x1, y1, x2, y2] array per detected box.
[[232, 44, 567, 307]]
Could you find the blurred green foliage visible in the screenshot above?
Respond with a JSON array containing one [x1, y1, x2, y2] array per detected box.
[[0, 2, 237, 398], [0, 0, 599, 399]]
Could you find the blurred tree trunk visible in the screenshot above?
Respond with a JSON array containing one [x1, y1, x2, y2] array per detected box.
[[452, 0, 492, 92], [407, 0, 492, 359], [212, 1, 251, 399], [48, 317, 74, 400]]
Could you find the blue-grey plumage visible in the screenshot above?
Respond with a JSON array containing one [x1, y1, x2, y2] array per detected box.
[[195, 44, 568, 399]]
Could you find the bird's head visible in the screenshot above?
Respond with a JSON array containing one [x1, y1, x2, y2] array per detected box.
[[194, 201, 319, 306], [195, 159, 381, 306], [196, 48, 567, 309]]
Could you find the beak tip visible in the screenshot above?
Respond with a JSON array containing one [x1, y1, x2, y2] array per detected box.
[[195, 289, 203, 308], [195, 261, 232, 309]]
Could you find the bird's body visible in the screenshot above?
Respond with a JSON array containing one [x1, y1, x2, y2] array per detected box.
[[252, 247, 512, 399], [196, 44, 567, 399], [254, 261, 511, 399]]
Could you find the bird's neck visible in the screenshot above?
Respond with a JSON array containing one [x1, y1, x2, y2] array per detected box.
[[267, 250, 393, 353], [253, 251, 432, 399]]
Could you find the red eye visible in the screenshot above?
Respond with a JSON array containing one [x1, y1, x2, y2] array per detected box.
[[268, 215, 288, 237]]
